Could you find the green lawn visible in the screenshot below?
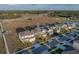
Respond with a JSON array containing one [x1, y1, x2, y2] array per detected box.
[[73, 28, 79, 30], [48, 47, 63, 54], [65, 19, 79, 22]]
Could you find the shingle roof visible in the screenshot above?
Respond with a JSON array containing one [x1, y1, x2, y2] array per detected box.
[[74, 40, 79, 43], [19, 31, 34, 37]]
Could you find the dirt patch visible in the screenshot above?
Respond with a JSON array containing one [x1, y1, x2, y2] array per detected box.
[[2, 15, 64, 53]]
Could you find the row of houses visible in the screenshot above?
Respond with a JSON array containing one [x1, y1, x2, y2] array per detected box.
[[16, 27, 79, 54], [18, 22, 77, 43], [18, 27, 47, 43]]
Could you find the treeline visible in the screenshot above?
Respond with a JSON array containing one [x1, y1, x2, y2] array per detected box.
[[0, 10, 48, 19], [0, 10, 48, 14], [0, 10, 79, 19], [0, 11, 24, 19], [48, 11, 79, 17], [0, 14, 22, 19], [26, 10, 48, 14]]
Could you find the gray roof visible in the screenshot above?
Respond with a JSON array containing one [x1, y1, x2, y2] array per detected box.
[[74, 40, 79, 43], [32, 45, 48, 54], [19, 31, 34, 37], [62, 50, 79, 54], [56, 44, 66, 50]]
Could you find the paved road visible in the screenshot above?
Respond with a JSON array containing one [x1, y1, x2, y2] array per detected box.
[[14, 47, 32, 54], [0, 22, 9, 54]]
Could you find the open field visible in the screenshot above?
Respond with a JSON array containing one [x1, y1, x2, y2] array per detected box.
[[2, 14, 64, 53]]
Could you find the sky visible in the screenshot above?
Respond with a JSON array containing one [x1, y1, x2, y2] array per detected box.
[[0, 4, 79, 10]]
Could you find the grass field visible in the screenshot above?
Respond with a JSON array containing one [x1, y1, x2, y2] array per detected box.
[[65, 19, 79, 22]]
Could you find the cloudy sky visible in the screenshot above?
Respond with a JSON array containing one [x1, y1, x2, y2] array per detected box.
[[0, 4, 79, 10]]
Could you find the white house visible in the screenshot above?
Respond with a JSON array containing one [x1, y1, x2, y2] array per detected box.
[[18, 31, 36, 42], [62, 23, 76, 30], [56, 28, 61, 33], [18, 28, 48, 43], [62, 24, 68, 28], [72, 23, 76, 28], [73, 40, 79, 51], [47, 28, 53, 35]]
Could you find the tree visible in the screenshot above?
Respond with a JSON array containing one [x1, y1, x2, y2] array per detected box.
[[27, 18, 32, 20], [36, 35, 47, 43], [23, 41, 32, 47], [60, 28, 68, 34]]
